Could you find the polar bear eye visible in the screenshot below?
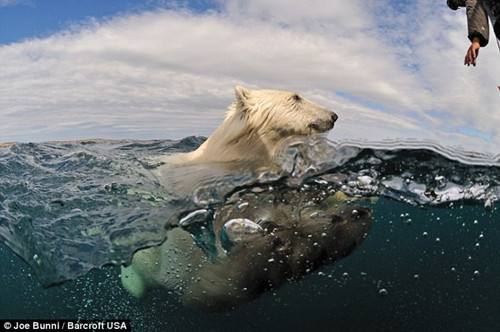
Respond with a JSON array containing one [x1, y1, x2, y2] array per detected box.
[[292, 94, 301, 102]]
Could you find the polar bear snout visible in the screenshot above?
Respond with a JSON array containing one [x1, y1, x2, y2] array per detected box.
[[328, 112, 338, 129], [331, 112, 338, 123], [308, 111, 338, 133]]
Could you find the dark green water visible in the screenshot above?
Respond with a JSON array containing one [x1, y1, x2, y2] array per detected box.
[[1, 138, 499, 331], [2, 199, 499, 331]]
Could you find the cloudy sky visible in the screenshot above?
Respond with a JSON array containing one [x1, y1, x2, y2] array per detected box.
[[0, 0, 499, 152]]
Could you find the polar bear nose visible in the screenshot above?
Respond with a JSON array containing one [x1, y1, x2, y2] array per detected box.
[[330, 113, 338, 123]]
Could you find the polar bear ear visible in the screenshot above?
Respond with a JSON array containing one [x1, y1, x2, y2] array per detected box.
[[234, 85, 251, 107]]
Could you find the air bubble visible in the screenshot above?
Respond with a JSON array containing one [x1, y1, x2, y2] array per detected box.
[[378, 288, 388, 296]]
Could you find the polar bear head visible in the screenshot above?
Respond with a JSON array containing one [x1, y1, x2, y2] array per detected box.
[[228, 85, 337, 138], [179, 85, 338, 165]]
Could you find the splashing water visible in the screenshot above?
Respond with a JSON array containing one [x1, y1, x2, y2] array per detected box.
[[0, 136, 498, 286]]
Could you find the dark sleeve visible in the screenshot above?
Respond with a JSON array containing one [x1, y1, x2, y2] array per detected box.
[[466, 0, 489, 46], [447, 0, 466, 10]]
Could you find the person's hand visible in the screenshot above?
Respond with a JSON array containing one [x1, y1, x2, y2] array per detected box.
[[464, 39, 481, 66]]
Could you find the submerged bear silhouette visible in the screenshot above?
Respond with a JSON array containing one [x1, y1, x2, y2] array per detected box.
[[122, 187, 372, 312]]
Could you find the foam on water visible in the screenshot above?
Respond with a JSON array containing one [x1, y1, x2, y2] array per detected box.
[[0, 136, 498, 286]]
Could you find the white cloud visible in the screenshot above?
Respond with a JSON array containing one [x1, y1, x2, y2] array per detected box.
[[0, 0, 24, 6], [0, 0, 498, 152]]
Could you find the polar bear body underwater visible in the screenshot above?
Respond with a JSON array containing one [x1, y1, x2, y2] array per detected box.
[[120, 86, 372, 311], [122, 188, 372, 312]]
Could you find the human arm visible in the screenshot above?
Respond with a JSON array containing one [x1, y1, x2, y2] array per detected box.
[[465, 0, 489, 47]]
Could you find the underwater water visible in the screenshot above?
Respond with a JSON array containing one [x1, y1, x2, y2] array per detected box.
[[0, 137, 499, 331]]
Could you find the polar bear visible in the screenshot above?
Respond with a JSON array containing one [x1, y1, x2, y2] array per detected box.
[[121, 86, 344, 309]]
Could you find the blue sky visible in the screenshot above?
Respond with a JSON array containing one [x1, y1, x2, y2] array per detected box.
[[0, 0, 499, 152], [0, 0, 216, 44]]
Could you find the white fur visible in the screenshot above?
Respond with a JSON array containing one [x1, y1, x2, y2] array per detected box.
[[167, 85, 337, 165]]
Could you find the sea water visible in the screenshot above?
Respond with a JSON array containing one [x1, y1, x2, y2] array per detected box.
[[0, 137, 499, 332]]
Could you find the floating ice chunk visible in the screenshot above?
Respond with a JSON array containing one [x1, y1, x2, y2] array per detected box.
[[382, 177, 404, 191], [357, 176, 374, 185], [434, 175, 447, 189]]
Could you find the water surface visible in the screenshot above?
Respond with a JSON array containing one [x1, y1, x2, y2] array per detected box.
[[0, 137, 499, 331]]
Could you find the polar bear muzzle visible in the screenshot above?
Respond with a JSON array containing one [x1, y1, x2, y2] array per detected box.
[[308, 112, 338, 133]]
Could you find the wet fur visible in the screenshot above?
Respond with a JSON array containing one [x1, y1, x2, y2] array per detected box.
[[165, 86, 337, 166]]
